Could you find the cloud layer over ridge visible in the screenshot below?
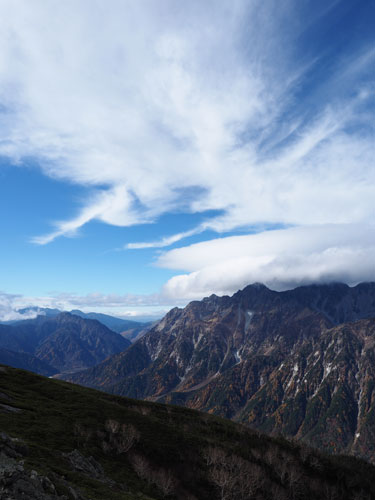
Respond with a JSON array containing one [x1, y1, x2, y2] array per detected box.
[[159, 224, 375, 299]]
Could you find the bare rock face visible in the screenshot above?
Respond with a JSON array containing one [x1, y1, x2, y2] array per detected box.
[[63, 449, 104, 480], [66, 282, 375, 463]]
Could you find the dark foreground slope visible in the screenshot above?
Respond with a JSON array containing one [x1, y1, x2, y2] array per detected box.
[[0, 365, 374, 500]]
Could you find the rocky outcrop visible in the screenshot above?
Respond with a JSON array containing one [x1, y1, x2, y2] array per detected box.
[[63, 449, 105, 480], [62, 449, 121, 490], [0, 432, 76, 500]]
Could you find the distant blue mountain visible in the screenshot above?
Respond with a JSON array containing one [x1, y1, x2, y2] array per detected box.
[[0, 312, 130, 375], [0, 347, 57, 376], [4, 306, 148, 330], [1, 307, 153, 342], [17, 307, 61, 317], [69, 309, 146, 333]]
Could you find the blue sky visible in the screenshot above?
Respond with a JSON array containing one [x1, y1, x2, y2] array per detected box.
[[0, 0, 374, 320]]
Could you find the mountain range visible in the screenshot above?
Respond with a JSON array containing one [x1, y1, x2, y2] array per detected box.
[[10, 306, 151, 336], [0, 312, 130, 375], [1, 365, 374, 500], [64, 282, 375, 465]]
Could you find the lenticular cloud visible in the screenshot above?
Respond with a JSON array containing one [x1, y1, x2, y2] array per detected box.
[[160, 225, 375, 299]]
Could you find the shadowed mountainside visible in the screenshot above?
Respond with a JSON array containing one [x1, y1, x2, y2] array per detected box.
[[69, 310, 150, 336], [3, 307, 151, 343], [0, 347, 57, 376], [0, 312, 130, 374]]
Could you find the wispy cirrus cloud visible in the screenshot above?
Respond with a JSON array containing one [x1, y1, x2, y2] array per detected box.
[[0, 0, 373, 247], [125, 227, 204, 250]]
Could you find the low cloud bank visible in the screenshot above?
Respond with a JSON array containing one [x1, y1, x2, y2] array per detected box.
[[0, 293, 40, 322], [3, 223, 375, 320], [0, 291, 181, 323], [160, 224, 375, 299]]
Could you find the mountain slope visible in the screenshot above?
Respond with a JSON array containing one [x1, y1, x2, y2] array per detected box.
[[3, 307, 148, 337], [0, 313, 130, 374], [65, 283, 375, 463], [70, 309, 148, 335], [1, 365, 374, 500], [0, 347, 57, 376]]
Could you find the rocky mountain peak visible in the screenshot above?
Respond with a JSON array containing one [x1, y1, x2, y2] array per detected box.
[[65, 282, 375, 464]]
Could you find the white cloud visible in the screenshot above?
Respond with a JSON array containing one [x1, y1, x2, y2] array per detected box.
[[31, 186, 139, 244], [0, 290, 181, 322], [53, 291, 174, 309], [0, 0, 373, 247], [125, 227, 204, 249], [160, 225, 375, 299], [2, 223, 375, 318], [115, 309, 170, 321], [0, 292, 39, 321]]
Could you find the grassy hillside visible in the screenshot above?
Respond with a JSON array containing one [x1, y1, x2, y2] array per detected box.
[[0, 365, 374, 500]]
